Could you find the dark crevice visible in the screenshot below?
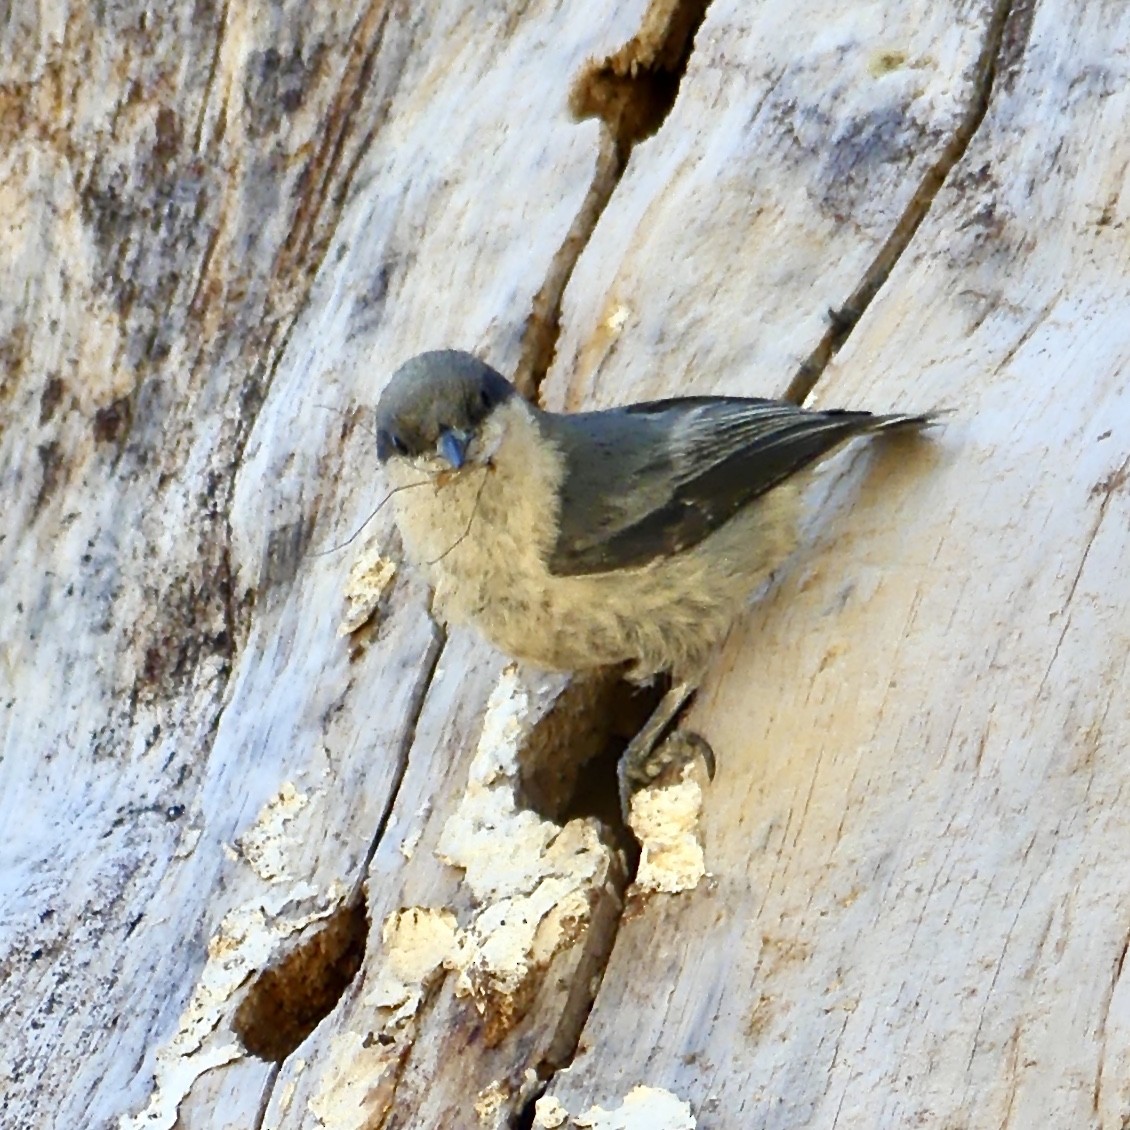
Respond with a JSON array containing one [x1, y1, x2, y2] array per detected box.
[[569, 0, 712, 165], [233, 896, 369, 1062], [505, 6, 716, 1118], [515, 0, 714, 400], [514, 131, 621, 402], [497, 671, 669, 1125], [554, 740, 635, 850], [234, 615, 441, 1085], [517, 670, 661, 866], [784, 0, 1017, 405], [506, 843, 629, 1130], [512, 1098, 540, 1130]]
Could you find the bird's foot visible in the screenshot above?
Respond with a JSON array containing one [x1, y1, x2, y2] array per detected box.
[[619, 727, 714, 790], [616, 679, 714, 824]]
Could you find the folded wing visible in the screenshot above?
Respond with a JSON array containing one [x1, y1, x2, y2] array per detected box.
[[545, 396, 931, 576]]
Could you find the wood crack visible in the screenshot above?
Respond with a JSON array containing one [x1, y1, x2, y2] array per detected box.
[[1036, 451, 1130, 703], [509, 4, 720, 1120], [191, 0, 231, 156], [517, 0, 714, 401], [242, 625, 444, 1118], [251, 1064, 280, 1130], [354, 620, 447, 898], [1092, 932, 1130, 1120], [784, 0, 1019, 405]]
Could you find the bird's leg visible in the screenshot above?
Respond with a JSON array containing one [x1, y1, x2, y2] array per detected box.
[[617, 679, 715, 821]]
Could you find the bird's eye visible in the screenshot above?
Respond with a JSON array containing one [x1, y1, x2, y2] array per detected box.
[[479, 387, 493, 410], [377, 428, 410, 462]]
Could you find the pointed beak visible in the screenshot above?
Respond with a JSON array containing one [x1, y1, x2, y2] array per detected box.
[[437, 428, 470, 470]]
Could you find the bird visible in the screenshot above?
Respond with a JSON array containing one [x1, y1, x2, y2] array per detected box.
[[373, 349, 938, 805]]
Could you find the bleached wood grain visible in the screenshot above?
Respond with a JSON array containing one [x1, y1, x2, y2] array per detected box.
[[543, 1, 1130, 1127], [1, 1, 646, 1125], [3, 0, 1126, 1128], [544, 0, 1000, 410]]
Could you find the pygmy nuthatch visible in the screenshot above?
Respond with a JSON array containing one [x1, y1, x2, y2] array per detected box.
[[374, 349, 937, 798]]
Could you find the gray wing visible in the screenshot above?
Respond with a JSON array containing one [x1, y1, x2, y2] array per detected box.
[[544, 396, 930, 576]]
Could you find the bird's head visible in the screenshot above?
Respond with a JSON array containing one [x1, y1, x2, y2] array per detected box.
[[375, 350, 516, 474]]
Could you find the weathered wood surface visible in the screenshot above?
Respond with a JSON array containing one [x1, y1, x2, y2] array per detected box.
[[2, 1, 1127, 1129], [542, 1, 1130, 1127]]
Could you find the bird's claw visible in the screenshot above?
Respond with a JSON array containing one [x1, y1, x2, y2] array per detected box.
[[618, 727, 716, 825]]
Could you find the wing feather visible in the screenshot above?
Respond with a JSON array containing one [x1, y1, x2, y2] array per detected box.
[[546, 397, 929, 576]]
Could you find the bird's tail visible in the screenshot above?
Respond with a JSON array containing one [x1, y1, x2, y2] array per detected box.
[[736, 405, 945, 499], [862, 408, 950, 434]]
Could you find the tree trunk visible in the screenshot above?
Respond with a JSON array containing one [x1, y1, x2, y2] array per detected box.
[[3, 1, 1128, 1128]]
